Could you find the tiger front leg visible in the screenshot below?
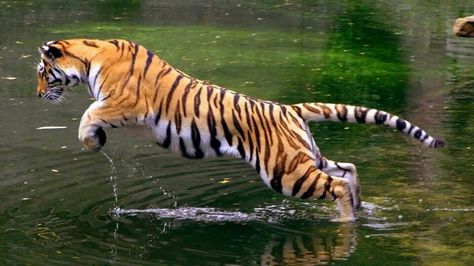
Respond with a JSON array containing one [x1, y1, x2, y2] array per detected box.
[[78, 101, 126, 151]]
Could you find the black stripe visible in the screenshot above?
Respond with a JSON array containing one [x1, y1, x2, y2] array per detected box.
[[101, 92, 112, 101], [108, 39, 120, 50], [87, 84, 94, 97], [161, 122, 172, 148], [207, 106, 222, 156], [119, 42, 126, 59], [271, 164, 283, 194], [336, 104, 348, 122], [292, 104, 302, 116], [281, 105, 287, 116], [144, 98, 149, 120], [396, 119, 407, 131], [301, 179, 316, 199], [47, 69, 58, 79], [207, 86, 213, 102], [219, 90, 233, 146], [131, 76, 142, 107], [120, 43, 140, 91], [260, 102, 274, 146], [64, 50, 87, 66], [250, 116, 261, 153], [268, 104, 277, 127], [85, 60, 91, 78], [154, 98, 164, 125], [233, 93, 242, 119], [247, 131, 254, 162], [414, 129, 422, 139], [130, 43, 140, 71], [244, 102, 253, 133], [292, 177, 306, 197], [83, 40, 99, 48], [421, 133, 429, 142], [174, 103, 182, 134], [318, 178, 332, 200], [292, 166, 314, 197], [179, 138, 190, 158], [165, 75, 183, 113], [154, 67, 172, 87], [255, 152, 261, 174], [317, 179, 328, 200], [232, 111, 245, 139], [374, 110, 387, 125], [237, 137, 246, 159], [355, 107, 368, 123], [254, 104, 272, 148], [181, 80, 193, 115], [194, 86, 202, 117], [97, 72, 111, 100], [143, 49, 154, 77], [191, 119, 205, 158]]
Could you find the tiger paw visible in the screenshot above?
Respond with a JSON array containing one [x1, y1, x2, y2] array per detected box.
[[79, 127, 107, 151]]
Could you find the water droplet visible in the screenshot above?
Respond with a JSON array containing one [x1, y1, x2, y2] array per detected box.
[[218, 178, 232, 184]]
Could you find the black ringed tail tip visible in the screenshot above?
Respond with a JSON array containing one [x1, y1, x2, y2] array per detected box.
[[431, 139, 446, 148]]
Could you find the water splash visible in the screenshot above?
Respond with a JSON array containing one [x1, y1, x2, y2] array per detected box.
[[112, 206, 257, 222], [110, 199, 336, 223], [426, 207, 474, 212], [100, 151, 119, 205], [99, 150, 120, 263]]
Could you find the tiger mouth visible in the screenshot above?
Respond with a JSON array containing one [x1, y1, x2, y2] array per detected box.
[[41, 87, 66, 103]]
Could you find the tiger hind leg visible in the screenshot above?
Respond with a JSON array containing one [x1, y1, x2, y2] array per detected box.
[[324, 175, 356, 222], [319, 158, 361, 209], [287, 166, 356, 222]]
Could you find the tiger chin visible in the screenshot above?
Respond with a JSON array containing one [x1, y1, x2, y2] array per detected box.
[[35, 39, 445, 222]]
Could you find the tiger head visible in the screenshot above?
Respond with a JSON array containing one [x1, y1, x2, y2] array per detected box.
[[36, 41, 83, 103]]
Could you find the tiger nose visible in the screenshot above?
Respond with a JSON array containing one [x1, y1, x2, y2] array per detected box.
[[37, 92, 43, 97]]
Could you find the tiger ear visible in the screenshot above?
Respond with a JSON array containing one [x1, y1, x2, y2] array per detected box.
[[38, 45, 63, 61]]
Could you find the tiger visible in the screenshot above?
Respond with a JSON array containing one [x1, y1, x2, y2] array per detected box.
[[35, 39, 445, 222]]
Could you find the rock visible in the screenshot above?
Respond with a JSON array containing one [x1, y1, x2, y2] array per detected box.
[[453, 15, 474, 37]]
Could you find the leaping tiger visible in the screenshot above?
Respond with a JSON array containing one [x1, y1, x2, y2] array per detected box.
[[35, 39, 445, 222]]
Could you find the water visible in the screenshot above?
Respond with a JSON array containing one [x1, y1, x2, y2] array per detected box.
[[1, 0, 473, 264]]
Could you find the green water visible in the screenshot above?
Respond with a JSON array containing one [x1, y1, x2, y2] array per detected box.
[[1, 0, 473, 265]]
